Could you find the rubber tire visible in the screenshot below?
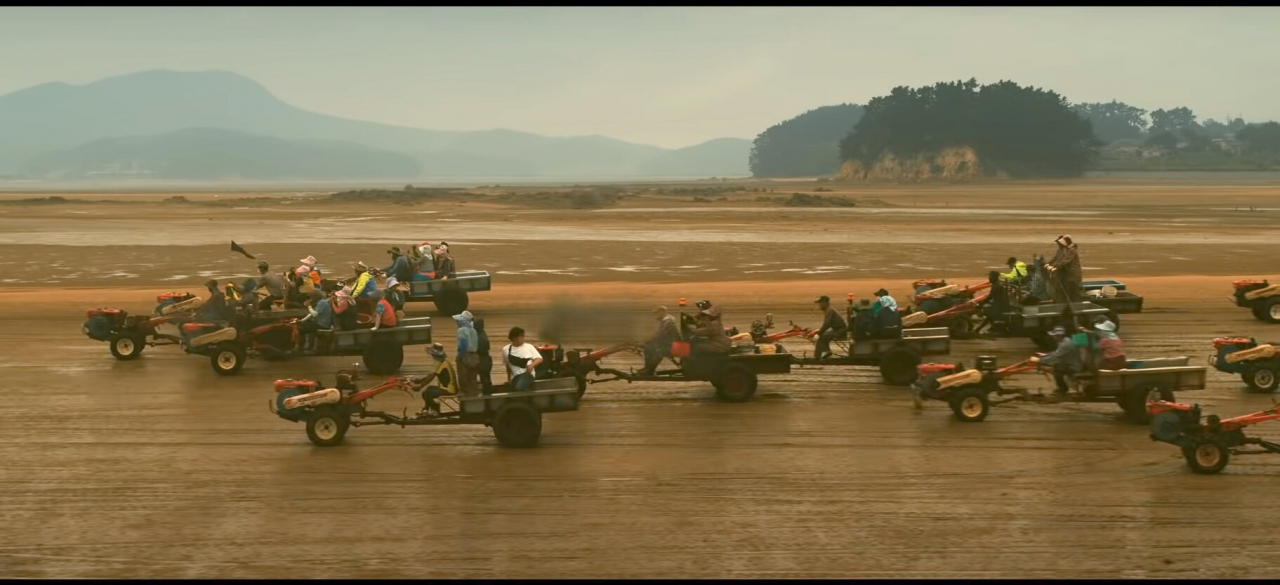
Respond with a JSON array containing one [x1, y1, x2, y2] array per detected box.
[[1182, 439, 1230, 474], [210, 343, 246, 376], [1244, 366, 1280, 393], [305, 407, 349, 447], [492, 401, 542, 448], [713, 365, 758, 403], [948, 387, 991, 423], [1119, 385, 1173, 425], [879, 347, 923, 387], [1266, 298, 1280, 324], [1252, 303, 1268, 322], [363, 343, 405, 375], [110, 334, 145, 360], [433, 288, 469, 316], [947, 316, 973, 337]]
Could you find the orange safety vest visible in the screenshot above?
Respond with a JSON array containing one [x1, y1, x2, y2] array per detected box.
[[376, 298, 398, 327]]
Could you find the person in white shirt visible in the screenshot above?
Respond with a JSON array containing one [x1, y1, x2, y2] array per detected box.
[[502, 326, 543, 392]]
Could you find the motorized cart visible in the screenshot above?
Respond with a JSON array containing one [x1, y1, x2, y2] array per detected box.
[[1209, 336, 1280, 392], [180, 315, 432, 375], [1231, 279, 1280, 323], [271, 367, 580, 448], [912, 353, 1207, 424], [1149, 400, 1280, 474], [82, 292, 204, 360]]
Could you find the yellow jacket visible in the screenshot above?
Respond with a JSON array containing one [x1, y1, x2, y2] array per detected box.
[[1000, 261, 1028, 282]]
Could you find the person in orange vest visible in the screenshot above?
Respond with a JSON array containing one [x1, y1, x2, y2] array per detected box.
[[369, 289, 398, 331]]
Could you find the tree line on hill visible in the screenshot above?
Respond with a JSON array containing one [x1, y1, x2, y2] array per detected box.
[[751, 81, 1280, 178]]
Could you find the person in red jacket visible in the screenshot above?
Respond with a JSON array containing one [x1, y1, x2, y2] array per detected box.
[[370, 290, 398, 331]]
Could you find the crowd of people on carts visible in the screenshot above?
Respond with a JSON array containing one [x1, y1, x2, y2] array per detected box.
[[191, 241, 459, 353], [178, 233, 1121, 413]]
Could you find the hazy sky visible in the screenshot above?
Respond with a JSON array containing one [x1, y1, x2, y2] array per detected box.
[[2, 7, 1279, 148]]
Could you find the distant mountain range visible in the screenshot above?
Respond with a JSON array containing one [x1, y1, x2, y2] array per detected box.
[[0, 70, 751, 180]]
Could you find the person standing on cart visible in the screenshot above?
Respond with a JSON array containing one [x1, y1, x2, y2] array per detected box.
[[1046, 235, 1084, 303], [454, 311, 481, 396], [811, 295, 847, 361], [503, 326, 544, 392], [639, 305, 680, 375], [473, 316, 494, 393]]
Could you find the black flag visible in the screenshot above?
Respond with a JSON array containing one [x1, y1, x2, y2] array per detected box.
[[230, 240, 255, 260]]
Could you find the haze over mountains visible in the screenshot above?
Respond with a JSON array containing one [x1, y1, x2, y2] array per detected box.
[[0, 70, 751, 181]]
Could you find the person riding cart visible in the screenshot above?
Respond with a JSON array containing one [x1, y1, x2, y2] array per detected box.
[[1000, 257, 1028, 285], [297, 290, 333, 354], [383, 247, 413, 284], [197, 279, 235, 324], [1036, 325, 1086, 397], [256, 261, 288, 311], [811, 295, 848, 361], [1046, 235, 1084, 303], [688, 301, 732, 356], [639, 305, 681, 376], [410, 343, 458, 419], [976, 271, 1013, 334]]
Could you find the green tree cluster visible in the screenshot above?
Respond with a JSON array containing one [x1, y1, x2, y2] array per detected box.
[[749, 104, 863, 178], [838, 79, 1099, 178]]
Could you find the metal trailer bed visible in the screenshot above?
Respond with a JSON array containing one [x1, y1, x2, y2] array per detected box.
[[406, 270, 492, 315], [791, 327, 953, 386]]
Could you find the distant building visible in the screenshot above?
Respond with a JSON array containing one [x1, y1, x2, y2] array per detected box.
[[1212, 139, 1243, 155]]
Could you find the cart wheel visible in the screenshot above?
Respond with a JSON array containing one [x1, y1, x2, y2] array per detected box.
[[210, 343, 246, 375], [1119, 384, 1172, 424], [305, 406, 349, 447], [879, 347, 922, 387], [433, 288, 469, 316], [1182, 438, 1230, 474], [492, 401, 542, 448], [948, 387, 991, 422], [110, 334, 145, 361], [947, 316, 973, 337], [1265, 299, 1280, 324], [1245, 366, 1280, 393], [713, 364, 758, 402], [363, 342, 404, 375]]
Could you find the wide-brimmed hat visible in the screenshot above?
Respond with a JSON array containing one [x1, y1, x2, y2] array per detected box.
[[300, 256, 317, 266], [1049, 325, 1067, 336], [653, 305, 668, 313], [1095, 320, 1116, 332], [815, 295, 830, 304], [353, 261, 369, 272], [874, 288, 889, 296], [387, 246, 402, 256]]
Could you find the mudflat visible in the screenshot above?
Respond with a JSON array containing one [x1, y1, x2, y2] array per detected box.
[[3, 177, 1280, 578]]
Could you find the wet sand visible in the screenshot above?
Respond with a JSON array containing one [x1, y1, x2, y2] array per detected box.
[[4, 178, 1280, 578]]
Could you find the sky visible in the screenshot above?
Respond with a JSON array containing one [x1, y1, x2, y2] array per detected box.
[[2, 7, 1279, 149]]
